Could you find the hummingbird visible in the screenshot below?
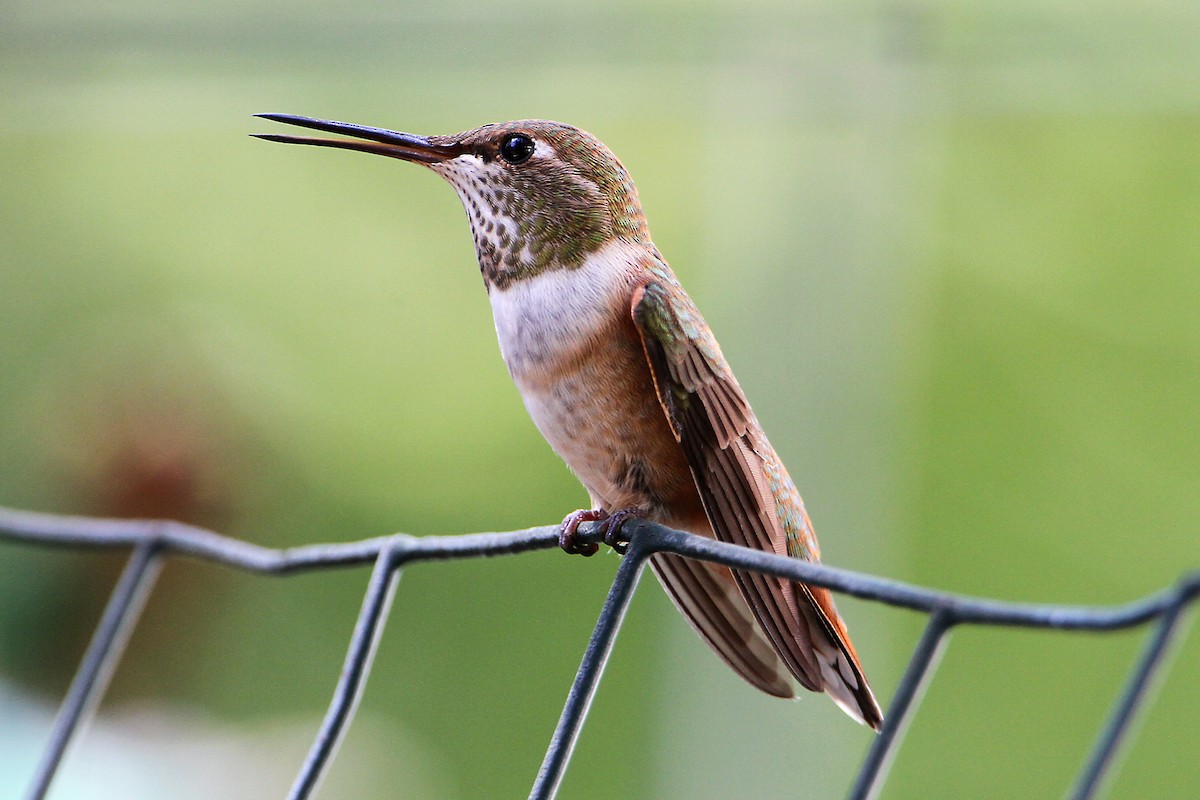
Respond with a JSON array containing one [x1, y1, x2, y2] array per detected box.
[[254, 114, 883, 729]]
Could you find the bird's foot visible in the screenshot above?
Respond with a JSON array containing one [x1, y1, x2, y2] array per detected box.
[[599, 507, 642, 555], [558, 507, 644, 556], [559, 508, 606, 557]]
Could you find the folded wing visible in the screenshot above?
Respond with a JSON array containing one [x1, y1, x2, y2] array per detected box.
[[630, 270, 882, 729]]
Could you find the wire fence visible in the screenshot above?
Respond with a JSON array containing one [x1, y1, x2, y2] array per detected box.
[[1, 504, 1196, 800]]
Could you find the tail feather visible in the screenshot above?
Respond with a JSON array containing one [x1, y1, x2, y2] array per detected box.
[[797, 584, 884, 729], [649, 551, 794, 698]]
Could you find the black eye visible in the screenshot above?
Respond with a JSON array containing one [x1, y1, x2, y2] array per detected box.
[[499, 133, 535, 164]]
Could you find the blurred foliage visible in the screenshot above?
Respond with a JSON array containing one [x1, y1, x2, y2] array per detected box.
[[2, 1, 1198, 798]]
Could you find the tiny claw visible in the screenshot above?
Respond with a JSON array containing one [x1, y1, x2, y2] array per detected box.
[[600, 508, 642, 555], [559, 508, 606, 557]]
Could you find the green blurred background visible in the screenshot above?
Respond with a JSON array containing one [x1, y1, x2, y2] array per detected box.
[[2, 1, 1197, 797]]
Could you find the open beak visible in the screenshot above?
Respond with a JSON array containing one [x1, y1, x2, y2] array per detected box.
[[252, 113, 464, 164]]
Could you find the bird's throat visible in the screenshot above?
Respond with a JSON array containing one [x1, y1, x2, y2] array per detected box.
[[432, 155, 629, 290], [486, 238, 647, 380]]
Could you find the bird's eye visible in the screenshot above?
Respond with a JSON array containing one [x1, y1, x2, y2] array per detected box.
[[499, 133, 535, 165]]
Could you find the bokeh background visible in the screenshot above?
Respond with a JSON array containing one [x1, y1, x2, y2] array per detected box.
[[2, 2, 1198, 798]]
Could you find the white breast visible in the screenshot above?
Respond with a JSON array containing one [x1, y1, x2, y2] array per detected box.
[[488, 239, 641, 379]]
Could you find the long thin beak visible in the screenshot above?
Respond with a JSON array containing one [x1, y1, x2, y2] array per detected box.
[[252, 113, 464, 164]]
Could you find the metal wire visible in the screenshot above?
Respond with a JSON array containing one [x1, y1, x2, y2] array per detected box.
[[1, 506, 1196, 800], [847, 607, 954, 800], [530, 536, 649, 800], [288, 541, 405, 800], [23, 540, 164, 800]]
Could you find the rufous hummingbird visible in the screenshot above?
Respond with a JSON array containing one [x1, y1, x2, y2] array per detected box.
[[255, 114, 883, 729]]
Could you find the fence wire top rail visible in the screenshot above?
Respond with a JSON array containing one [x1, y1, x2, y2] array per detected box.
[[1, 504, 1196, 800]]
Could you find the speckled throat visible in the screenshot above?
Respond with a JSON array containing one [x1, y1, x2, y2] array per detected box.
[[429, 121, 650, 291]]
